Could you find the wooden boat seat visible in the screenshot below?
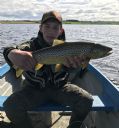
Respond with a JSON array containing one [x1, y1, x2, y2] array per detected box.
[[0, 95, 114, 111]]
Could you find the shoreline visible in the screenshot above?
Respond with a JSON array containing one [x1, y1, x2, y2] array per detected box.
[[1, 20, 119, 25]]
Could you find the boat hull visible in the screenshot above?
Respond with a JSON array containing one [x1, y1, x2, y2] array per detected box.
[[0, 63, 119, 128]]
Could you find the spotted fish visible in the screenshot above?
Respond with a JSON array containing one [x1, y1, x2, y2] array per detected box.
[[14, 40, 112, 77], [32, 40, 112, 64]]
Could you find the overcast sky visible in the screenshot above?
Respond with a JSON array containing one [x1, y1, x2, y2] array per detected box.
[[0, 0, 119, 21]]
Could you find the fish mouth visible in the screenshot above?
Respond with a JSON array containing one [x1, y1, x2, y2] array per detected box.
[[105, 50, 113, 56], [106, 47, 112, 55], [101, 47, 112, 57]]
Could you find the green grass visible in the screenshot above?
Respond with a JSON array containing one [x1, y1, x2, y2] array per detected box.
[[63, 21, 119, 25], [0, 20, 40, 24], [1, 20, 119, 25]]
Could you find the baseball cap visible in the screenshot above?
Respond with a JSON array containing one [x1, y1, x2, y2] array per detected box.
[[41, 11, 62, 24]]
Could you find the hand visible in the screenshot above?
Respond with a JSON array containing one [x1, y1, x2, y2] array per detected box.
[[64, 56, 90, 69], [8, 49, 37, 71]]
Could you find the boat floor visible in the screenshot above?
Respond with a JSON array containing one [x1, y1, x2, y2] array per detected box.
[[0, 68, 101, 128], [1, 69, 119, 128]]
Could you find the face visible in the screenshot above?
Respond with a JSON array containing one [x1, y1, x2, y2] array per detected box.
[[40, 19, 62, 45]]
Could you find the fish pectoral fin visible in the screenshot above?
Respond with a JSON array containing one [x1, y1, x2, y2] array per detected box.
[[13, 65, 24, 78], [12, 64, 43, 78], [16, 68, 24, 78], [53, 39, 64, 46], [35, 64, 43, 71]]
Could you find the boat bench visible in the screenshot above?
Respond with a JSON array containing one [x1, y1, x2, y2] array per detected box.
[[0, 64, 115, 112], [0, 95, 114, 112]]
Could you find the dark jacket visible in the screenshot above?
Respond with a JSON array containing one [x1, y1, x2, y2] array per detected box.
[[3, 31, 70, 89]]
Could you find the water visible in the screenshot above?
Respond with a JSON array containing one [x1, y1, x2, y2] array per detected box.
[[0, 24, 119, 85]]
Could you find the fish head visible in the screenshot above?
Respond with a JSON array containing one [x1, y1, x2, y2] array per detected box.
[[91, 44, 112, 59]]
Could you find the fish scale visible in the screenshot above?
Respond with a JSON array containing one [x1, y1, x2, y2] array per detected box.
[[34, 43, 92, 58], [32, 41, 112, 64], [14, 40, 112, 78]]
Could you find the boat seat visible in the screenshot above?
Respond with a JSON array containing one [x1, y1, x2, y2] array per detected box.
[[0, 95, 114, 111]]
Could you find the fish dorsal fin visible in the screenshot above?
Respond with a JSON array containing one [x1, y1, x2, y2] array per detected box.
[[52, 39, 64, 46]]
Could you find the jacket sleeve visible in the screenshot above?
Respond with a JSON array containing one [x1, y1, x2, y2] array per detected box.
[[3, 39, 33, 67]]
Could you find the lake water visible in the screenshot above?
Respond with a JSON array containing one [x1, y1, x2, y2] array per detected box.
[[0, 24, 119, 85]]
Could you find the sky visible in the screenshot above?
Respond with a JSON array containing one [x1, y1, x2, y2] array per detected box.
[[0, 0, 119, 21]]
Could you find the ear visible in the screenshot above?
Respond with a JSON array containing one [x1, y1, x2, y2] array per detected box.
[[60, 28, 64, 35]]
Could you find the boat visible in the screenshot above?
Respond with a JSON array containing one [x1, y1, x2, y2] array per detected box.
[[0, 63, 119, 128]]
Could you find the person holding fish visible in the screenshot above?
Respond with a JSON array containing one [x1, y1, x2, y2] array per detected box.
[[3, 11, 93, 128]]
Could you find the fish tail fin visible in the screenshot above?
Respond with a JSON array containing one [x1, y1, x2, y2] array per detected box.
[[13, 65, 24, 78]]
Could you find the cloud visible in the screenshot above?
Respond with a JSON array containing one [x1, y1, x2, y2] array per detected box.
[[0, 0, 119, 21]]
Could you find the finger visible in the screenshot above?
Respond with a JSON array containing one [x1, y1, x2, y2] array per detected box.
[[23, 63, 31, 71], [22, 58, 33, 71], [81, 58, 90, 69], [64, 57, 72, 68], [73, 56, 82, 67], [74, 56, 90, 68], [29, 58, 37, 69], [68, 56, 78, 68], [64, 57, 75, 68], [25, 53, 36, 71]]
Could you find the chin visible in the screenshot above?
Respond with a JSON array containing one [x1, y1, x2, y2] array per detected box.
[[46, 38, 54, 44], [46, 40, 53, 45]]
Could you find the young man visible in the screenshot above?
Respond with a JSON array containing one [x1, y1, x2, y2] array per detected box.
[[3, 11, 93, 128]]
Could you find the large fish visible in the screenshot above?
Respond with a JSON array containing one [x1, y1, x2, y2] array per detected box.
[[14, 40, 112, 77], [32, 41, 112, 64]]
